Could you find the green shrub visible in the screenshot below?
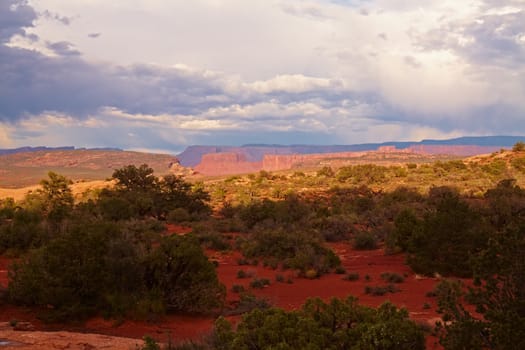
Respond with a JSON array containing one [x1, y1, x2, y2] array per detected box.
[[317, 166, 334, 177], [237, 270, 249, 279], [225, 293, 271, 315], [353, 232, 378, 250], [512, 141, 525, 152], [241, 227, 340, 275], [138, 336, 160, 350], [9, 225, 226, 321], [511, 157, 525, 172], [335, 266, 346, 274], [213, 297, 425, 350], [364, 284, 400, 296], [380, 272, 405, 283], [343, 273, 360, 281], [237, 258, 249, 265], [250, 278, 270, 289], [231, 284, 245, 294], [167, 208, 191, 223]]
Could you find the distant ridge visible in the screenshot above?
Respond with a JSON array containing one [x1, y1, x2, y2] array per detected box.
[[178, 136, 525, 167], [0, 146, 122, 156]]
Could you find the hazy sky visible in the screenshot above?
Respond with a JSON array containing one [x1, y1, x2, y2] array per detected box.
[[1, 0, 524, 153]]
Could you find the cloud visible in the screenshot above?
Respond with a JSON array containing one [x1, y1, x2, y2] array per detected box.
[[40, 9, 72, 25], [248, 75, 343, 94], [414, 9, 525, 68], [0, 0, 37, 43], [46, 41, 81, 56], [1, 0, 524, 152], [0, 44, 243, 122], [280, 2, 334, 20]]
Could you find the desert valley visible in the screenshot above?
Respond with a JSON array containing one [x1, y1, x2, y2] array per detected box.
[[2, 0, 525, 348], [0, 137, 524, 349]]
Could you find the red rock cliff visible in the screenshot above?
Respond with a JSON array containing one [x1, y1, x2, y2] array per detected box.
[[194, 152, 262, 176]]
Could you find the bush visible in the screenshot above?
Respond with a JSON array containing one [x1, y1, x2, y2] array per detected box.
[[353, 232, 378, 250], [241, 227, 340, 275], [380, 272, 405, 283], [167, 208, 191, 223], [343, 273, 360, 281], [313, 216, 351, 242], [317, 166, 334, 177], [305, 269, 318, 279], [231, 285, 245, 294], [8, 222, 142, 320], [142, 235, 226, 314], [236, 270, 249, 279], [213, 297, 425, 350], [139, 336, 160, 350], [226, 293, 271, 315], [365, 284, 400, 296], [512, 141, 525, 152], [250, 278, 270, 289], [511, 157, 525, 172], [237, 258, 249, 265], [335, 266, 346, 274]]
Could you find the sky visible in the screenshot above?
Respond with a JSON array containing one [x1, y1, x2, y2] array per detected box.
[[0, 0, 524, 153]]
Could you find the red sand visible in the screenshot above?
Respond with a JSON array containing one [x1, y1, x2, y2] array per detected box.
[[0, 230, 448, 349], [0, 256, 10, 288]]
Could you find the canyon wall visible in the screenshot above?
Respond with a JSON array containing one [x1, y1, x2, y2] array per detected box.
[[193, 152, 262, 176], [190, 144, 509, 176]]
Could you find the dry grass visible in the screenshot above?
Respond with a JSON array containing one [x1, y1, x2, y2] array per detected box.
[[0, 180, 112, 202]]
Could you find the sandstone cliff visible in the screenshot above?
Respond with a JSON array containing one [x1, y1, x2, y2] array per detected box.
[[193, 152, 262, 176]]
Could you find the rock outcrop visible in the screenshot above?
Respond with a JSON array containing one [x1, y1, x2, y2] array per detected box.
[[194, 153, 262, 176], [191, 143, 515, 176]]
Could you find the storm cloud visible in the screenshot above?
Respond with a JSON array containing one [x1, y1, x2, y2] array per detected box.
[[0, 0, 524, 151]]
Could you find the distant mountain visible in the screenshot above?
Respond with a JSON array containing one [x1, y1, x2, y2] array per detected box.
[[177, 136, 525, 167], [0, 146, 122, 156], [0, 148, 184, 188]]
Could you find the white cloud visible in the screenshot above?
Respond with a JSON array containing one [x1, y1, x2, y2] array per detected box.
[[0, 0, 522, 151], [249, 74, 342, 94]]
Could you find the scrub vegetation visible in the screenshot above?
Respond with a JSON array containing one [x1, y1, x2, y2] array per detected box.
[[1, 144, 525, 349]]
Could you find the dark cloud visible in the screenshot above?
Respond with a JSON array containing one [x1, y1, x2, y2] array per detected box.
[[46, 41, 81, 56], [0, 0, 37, 43], [414, 10, 525, 68], [461, 11, 525, 67], [41, 10, 72, 25], [2, 0, 524, 149], [0, 44, 239, 122], [481, 0, 525, 9]]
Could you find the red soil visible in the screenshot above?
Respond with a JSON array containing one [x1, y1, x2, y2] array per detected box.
[[0, 256, 10, 288], [0, 229, 449, 349]]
